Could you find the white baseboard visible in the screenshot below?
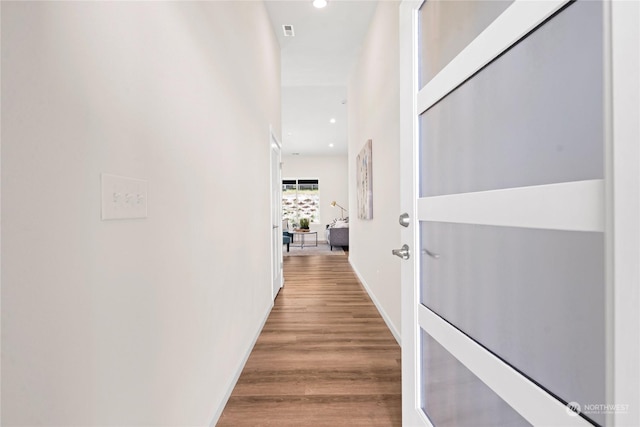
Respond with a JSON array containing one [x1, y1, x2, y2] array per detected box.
[[349, 258, 402, 346], [209, 300, 273, 426]]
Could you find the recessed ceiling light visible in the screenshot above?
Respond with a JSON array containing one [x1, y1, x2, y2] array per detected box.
[[329, 143, 334, 148], [287, 132, 293, 136], [313, 0, 327, 9], [329, 118, 336, 124]]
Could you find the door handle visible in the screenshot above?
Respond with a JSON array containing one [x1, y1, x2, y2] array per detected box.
[[422, 248, 440, 259], [392, 244, 410, 260], [273, 225, 279, 229]]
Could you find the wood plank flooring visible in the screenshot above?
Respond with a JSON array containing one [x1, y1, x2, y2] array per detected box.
[[217, 255, 402, 426]]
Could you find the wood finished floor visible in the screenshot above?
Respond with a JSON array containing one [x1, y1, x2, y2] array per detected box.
[[217, 255, 402, 426]]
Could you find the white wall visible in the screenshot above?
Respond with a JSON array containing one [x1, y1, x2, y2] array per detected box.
[[347, 1, 401, 341], [1, 2, 279, 425], [282, 155, 348, 238]]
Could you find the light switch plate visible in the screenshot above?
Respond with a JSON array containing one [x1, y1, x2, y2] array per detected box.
[[101, 173, 148, 220]]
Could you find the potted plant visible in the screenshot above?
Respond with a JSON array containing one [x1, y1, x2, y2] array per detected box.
[[299, 218, 310, 230]]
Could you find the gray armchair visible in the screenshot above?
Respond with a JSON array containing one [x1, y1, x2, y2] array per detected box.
[[326, 226, 349, 250]]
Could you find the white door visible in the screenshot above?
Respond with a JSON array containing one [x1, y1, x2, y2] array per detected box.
[[399, 1, 639, 426], [270, 130, 283, 300]]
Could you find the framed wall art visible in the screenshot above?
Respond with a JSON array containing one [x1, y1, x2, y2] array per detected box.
[[356, 139, 373, 219]]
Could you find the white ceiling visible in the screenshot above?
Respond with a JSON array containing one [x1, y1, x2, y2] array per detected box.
[[264, 0, 378, 156]]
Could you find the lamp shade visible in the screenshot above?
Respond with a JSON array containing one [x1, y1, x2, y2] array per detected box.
[[330, 201, 347, 219]]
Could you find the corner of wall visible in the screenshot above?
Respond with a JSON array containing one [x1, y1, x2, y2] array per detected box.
[[349, 258, 401, 345], [209, 300, 273, 426]]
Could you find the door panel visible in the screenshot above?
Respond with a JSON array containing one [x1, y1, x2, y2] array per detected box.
[[420, 330, 531, 427], [409, 0, 607, 426], [420, 221, 606, 424], [420, 0, 603, 198], [404, 0, 639, 424]]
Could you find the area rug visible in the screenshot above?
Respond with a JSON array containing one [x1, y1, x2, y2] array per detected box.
[[284, 241, 345, 256]]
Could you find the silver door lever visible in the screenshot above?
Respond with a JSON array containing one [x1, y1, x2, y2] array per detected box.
[[422, 248, 440, 259], [392, 244, 410, 260]]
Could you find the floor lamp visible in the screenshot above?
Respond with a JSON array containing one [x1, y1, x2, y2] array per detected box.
[[330, 201, 347, 219]]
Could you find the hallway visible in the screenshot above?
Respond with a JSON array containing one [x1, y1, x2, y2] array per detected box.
[[217, 255, 402, 426]]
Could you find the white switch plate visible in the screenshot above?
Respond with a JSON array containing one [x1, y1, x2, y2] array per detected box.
[[101, 173, 148, 220]]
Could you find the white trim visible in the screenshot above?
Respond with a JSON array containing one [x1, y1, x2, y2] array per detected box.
[[270, 127, 283, 298], [399, 1, 427, 425], [209, 301, 273, 426], [609, 0, 640, 424], [417, 0, 568, 115], [269, 125, 282, 150], [418, 180, 604, 232], [349, 259, 401, 345], [418, 305, 592, 427]]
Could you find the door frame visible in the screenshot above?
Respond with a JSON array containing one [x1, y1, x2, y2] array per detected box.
[[399, 0, 639, 425], [399, 1, 421, 425], [608, 1, 640, 424], [270, 127, 283, 300]]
